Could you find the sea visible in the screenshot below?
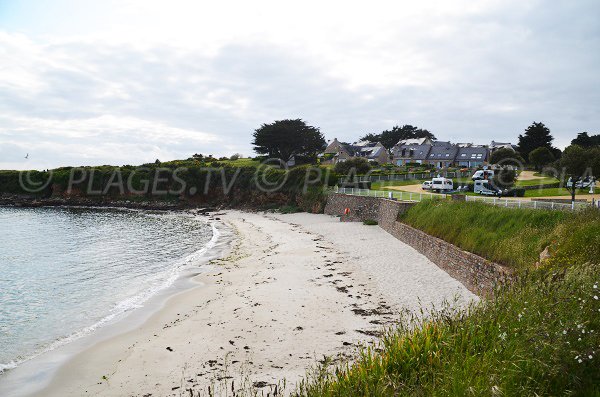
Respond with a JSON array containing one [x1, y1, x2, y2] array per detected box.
[[0, 206, 223, 395]]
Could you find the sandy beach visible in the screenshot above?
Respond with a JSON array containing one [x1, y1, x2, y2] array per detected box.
[[31, 211, 475, 396]]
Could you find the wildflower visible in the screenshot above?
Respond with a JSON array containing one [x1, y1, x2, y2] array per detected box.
[[578, 359, 583, 363], [594, 284, 598, 289], [594, 295, 598, 300], [590, 355, 593, 359], [563, 330, 567, 334]]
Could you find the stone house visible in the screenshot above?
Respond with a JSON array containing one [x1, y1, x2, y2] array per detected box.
[[320, 139, 389, 165]]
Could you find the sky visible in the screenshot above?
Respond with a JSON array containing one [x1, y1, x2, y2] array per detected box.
[[0, 0, 599, 170]]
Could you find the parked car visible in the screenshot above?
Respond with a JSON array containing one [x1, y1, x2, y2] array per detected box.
[[431, 177, 453, 192], [421, 181, 432, 190], [474, 179, 500, 195], [472, 169, 494, 181]]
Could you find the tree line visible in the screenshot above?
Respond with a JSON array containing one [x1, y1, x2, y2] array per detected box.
[[250, 119, 599, 180]]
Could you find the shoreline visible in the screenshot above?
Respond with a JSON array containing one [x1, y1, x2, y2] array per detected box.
[[18, 210, 475, 396], [0, 209, 234, 397]]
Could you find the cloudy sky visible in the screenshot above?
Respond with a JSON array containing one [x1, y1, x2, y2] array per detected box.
[[1, 0, 599, 170]]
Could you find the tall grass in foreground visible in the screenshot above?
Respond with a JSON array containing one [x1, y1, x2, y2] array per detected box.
[[294, 264, 600, 396], [399, 200, 600, 269]]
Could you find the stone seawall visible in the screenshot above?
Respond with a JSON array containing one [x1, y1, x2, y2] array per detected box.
[[324, 193, 512, 295]]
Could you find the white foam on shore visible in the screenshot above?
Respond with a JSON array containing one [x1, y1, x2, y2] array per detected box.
[[0, 219, 221, 377]]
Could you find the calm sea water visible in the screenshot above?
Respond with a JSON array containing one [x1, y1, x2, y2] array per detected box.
[[0, 206, 217, 374]]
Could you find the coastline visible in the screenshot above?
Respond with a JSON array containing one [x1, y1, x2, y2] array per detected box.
[[21, 210, 475, 396], [0, 208, 233, 397]]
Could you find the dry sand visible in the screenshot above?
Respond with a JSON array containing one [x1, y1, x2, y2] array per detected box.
[[32, 211, 475, 397]]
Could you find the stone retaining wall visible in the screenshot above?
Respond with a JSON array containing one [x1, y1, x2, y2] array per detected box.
[[325, 193, 512, 295]]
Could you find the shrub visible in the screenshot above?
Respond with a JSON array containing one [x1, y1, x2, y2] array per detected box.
[[363, 219, 378, 225], [333, 158, 371, 175]]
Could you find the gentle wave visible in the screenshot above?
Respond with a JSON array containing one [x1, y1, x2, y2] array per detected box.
[[0, 209, 221, 376]]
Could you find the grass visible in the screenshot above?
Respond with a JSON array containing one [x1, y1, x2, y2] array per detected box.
[[294, 263, 600, 396], [514, 176, 559, 187], [398, 200, 600, 269], [372, 177, 471, 190], [524, 187, 595, 198]]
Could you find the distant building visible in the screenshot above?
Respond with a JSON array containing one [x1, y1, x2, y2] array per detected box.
[[490, 141, 517, 152], [392, 143, 432, 166], [320, 138, 389, 165], [456, 144, 489, 168], [426, 141, 459, 168]]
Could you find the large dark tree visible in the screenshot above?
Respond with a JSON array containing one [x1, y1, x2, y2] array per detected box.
[[252, 119, 326, 162], [360, 124, 436, 149], [529, 147, 555, 171], [571, 132, 600, 148], [517, 122, 554, 161]]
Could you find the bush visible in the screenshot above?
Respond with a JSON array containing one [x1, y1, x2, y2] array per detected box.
[[363, 219, 378, 225], [333, 158, 371, 175]]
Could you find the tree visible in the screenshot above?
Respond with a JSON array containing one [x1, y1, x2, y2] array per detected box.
[[529, 147, 555, 171], [517, 122, 554, 161], [493, 167, 517, 189], [571, 132, 600, 148], [490, 148, 525, 167], [560, 145, 589, 177], [360, 125, 436, 149], [333, 158, 371, 175], [252, 119, 326, 162]]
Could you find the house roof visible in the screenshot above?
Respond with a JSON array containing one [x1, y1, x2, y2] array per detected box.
[[428, 142, 459, 161], [395, 137, 431, 146], [392, 144, 432, 160], [323, 138, 386, 160], [456, 145, 489, 161]]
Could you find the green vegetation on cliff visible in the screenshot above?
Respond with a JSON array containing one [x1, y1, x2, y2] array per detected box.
[[399, 200, 600, 269], [0, 162, 339, 213]]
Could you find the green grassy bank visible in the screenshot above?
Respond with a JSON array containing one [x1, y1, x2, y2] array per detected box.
[[399, 200, 600, 269]]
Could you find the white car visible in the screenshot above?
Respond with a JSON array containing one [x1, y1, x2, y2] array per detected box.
[[422, 181, 432, 190]]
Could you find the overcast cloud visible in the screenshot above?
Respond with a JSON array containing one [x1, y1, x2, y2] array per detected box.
[[0, 0, 599, 170]]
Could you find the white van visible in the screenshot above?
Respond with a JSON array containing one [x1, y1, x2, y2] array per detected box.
[[472, 169, 494, 180], [431, 177, 453, 192], [421, 181, 432, 190], [474, 180, 499, 195]]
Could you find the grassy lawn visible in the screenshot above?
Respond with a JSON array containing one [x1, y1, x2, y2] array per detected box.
[[214, 158, 261, 167], [515, 176, 559, 187], [294, 201, 600, 397], [525, 187, 595, 197], [371, 179, 427, 189], [372, 177, 471, 190]]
